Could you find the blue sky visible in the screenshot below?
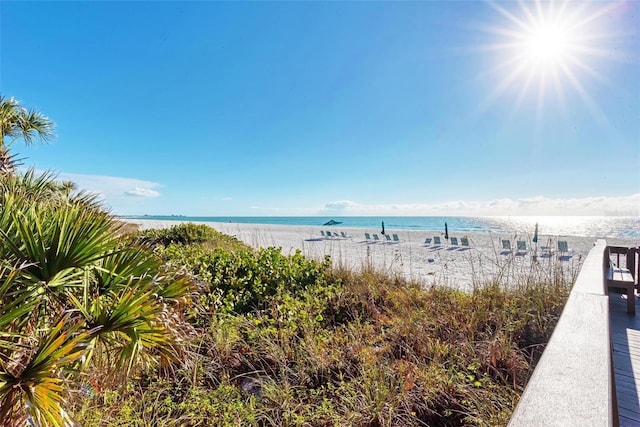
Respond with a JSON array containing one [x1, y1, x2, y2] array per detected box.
[[2, 0, 638, 216]]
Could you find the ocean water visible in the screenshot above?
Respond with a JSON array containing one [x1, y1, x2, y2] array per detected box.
[[122, 215, 640, 239]]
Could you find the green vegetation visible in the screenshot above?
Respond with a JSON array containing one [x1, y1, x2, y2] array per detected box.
[[137, 222, 251, 250], [70, 225, 570, 427], [0, 98, 572, 426], [0, 172, 195, 426], [0, 95, 55, 175]]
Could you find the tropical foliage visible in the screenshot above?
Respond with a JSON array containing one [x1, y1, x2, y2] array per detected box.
[[0, 171, 195, 426], [0, 95, 55, 175]]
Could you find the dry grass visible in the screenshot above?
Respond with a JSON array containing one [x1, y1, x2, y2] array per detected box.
[[70, 224, 573, 426]]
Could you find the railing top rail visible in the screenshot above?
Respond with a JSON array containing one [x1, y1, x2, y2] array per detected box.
[[608, 245, 639, 253], [509, 240, 614, 426]]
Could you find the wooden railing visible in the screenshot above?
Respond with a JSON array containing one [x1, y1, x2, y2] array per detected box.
[[608, 245, 640, 283], [509, 240, 616, 426]]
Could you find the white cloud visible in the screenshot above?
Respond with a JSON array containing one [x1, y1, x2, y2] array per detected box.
[[57, 172, 162, 199], [222, 197, 233, 201], [319, 194, 640, 216], [125, 187, 160, 198]]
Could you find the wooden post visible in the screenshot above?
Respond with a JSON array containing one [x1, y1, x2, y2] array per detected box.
[[625, 247, 635, 278]]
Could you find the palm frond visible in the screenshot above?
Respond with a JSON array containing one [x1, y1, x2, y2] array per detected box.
[[0, 314, 89, 426], [92, 245, 163, 293], [16, 109, 55, 146], [4, 203, 118, 285], [0, 169, 61, 204], [0, 261, 41, 333]]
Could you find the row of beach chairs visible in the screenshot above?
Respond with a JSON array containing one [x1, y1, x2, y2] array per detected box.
[[320, 231, 571, 259], [424, 236, 470, 248], [500, 239, 573, 259], [364, 233, 401, 243], [321, 230, 348, 239]]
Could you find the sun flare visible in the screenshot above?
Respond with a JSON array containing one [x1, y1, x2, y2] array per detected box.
[[480, 0, 624, 120], [525, 25, 571, 65]]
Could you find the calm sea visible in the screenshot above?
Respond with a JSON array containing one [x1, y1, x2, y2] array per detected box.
[[122, 215, 640, 239]]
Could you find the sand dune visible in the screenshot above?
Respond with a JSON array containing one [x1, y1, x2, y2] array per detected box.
[[129, 220, 639, 291]]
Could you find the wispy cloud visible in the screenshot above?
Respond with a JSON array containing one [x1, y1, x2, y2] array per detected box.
[[319, 194, 640, 216], [222, 197, 233, 201], [125, 187, 160, 198], [56, 172, 162, 199]]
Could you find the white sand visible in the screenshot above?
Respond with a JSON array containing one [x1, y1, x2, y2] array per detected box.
[[128, 219, 639, 291]]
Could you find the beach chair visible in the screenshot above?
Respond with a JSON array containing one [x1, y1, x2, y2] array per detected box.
[[424, 237, 432, 246], [326, 230, 334, 239], [321, 231, 326, 238], [501, 240, 512, 254], [373, 234, 380, 242], [539, 246, 553, 258], [433, 236, 442, 246], [539, 239, 554, 258], [450, 237, 458, 247], [365, 232, 371, 241], [460, 237, 470, 248], [384, 234, 392, 242], [392, 234, 400, 243], [516, 240, 527, 256], [340, 231, 348, 239], [557, 240, 572, 260]]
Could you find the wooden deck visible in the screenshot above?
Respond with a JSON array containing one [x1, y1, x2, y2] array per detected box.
[[610, 292, 640, 426]]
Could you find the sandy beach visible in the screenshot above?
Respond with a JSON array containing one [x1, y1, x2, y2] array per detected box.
[[129, 219, 639, 291]]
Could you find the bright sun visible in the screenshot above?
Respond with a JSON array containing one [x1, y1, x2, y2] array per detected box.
[[480, 0, 623, 119], [525, 25, 571, 64]]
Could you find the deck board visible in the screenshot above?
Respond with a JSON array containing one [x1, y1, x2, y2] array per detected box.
[[610, 293, 640, 425]]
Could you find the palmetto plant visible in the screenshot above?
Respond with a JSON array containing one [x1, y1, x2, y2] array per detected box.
[[0, 95, 55, 175], [0, 171, 195, 426]]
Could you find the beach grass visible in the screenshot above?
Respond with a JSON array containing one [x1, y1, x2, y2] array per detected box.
[[70, 223, 572, 426]]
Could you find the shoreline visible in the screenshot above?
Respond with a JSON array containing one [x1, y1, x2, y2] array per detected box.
[[128, 219, 639, 291], [120, 215, 640, 240]]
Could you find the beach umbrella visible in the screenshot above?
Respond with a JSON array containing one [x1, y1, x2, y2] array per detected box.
[[444, 222, 449, 240], [532, 222, 539, 262], [324, 219, 342, 226], [381, 221, 385, 235]]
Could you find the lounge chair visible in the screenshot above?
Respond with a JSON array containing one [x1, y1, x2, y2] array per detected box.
[[557, 240, 572, 260], [321, 231, 326, 237], [433, 236, 442, 245], [460, 237, 470, 248], [501, 240, 512, 254], [539, 246, 553, 258], [392, 234, 400, 242], [424, 237, 432, 246], [340, 231, 348, 239], [516, 240, 527, 256], [364, 233, 372, 241], [326, 230, 334, 239], [384, 234, 392, 242], [373, 234, 380, 242], [450, 237, 458, 247]]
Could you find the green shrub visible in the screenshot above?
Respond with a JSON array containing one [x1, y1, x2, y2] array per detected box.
[[137, 222, 250, 251], [160, 245, 333, 316]]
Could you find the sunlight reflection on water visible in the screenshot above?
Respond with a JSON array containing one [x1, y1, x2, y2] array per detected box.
[[484, 216, 640, 239]]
